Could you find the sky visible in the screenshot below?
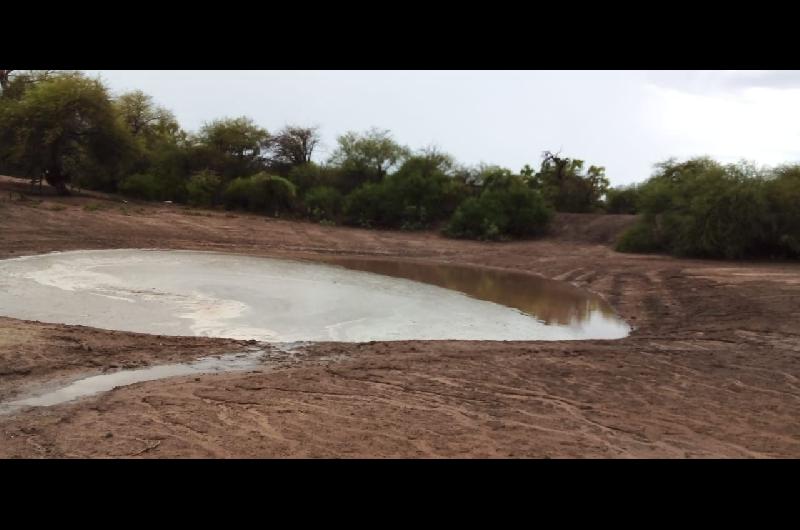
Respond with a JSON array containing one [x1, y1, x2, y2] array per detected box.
[[82, 70, 800, 186]]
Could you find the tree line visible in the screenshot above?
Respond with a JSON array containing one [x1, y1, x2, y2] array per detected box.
[[1, 70, 797, 259]]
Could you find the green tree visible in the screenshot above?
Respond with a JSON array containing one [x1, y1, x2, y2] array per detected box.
[[113, 89, 190, 199], [186, 170, 223, 207], [0, 70, 61, 101], [222, 173, 296, 216], [342, 150, 466, 230], [616, 158, 787, 259], [0, 71, 135, 194], [304, 186, 343, 222], [605, 185, 640, 214], [445, 177, 553, 240], [530, 151, 610, 212], [114, 90, 181, 143], [192, 117, 269, 180], [286, 162, 341, 193], [268, 125, 321, 172], [764, 164, 800, 257], [328, 127, 410, 191]]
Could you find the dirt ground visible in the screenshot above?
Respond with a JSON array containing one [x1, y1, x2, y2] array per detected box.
[[0, 175, 798, 458]]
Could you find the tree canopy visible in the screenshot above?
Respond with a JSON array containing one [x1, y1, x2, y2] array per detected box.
[[3, 69, 797, 257], [0, 71, 134, 194]]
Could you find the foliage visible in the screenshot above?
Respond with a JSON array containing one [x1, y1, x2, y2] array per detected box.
[[529, 152, 610, 213], [221, 173, 297, 215], [268, 125, 320, 172], [616, 158, 800, 259], [604, 185, 641, 214], [445, 178, 553, 240], [304, 186, 343, 222], [328, 127, 410, 192], [342, 151, 466, 230], [192, 117, 269, 180], [186, 170, 223, 207], [0, 71, 136, 194], [287, 162, 341, 194]]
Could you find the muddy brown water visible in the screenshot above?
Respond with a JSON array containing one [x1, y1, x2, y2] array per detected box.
[[0, 249, 629, 342], [322, 257, 619, 327]]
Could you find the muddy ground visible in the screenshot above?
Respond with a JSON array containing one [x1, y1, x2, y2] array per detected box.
[[0, 175, 798, 458]]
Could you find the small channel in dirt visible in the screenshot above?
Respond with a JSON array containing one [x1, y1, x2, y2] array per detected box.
[[0, 349, 269, 415], [0, 249, 630, 342], [0, 342, 317, 415]]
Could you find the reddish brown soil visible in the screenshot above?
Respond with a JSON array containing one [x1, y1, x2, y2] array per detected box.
[[0, 175, 798, 458]]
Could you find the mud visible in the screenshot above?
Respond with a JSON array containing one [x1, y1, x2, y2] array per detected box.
[[0, 175, 798, 458]]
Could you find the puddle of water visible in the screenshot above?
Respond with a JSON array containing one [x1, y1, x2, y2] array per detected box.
[[320, 257, 618, 327], [0, 249, 630, 341], [0, 349, 270, 415]]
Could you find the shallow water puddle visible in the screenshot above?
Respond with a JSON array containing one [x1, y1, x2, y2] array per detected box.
[[0, 249, 629, 341], [322, 257, 620, 327], [0, 349, 270, 415]]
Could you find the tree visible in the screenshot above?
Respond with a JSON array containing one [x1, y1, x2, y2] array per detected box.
[[445, 177, 553, 240], [605, 185, 640, 214], [530, 151, 609, 212], [328, 127, 410, 191], [222, 173, 296, 216], [192, 117, 270, 180], [0, 70, 61, 100], [342, 150, 467, 230], [114, 90, 180, 140], [0, 72, 135, 194], [269, 125, 321, 170], [616, 158, 783, 259]]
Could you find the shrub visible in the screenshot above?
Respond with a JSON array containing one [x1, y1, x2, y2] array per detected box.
[[605, 185, 640, 214], [445, 181, 552, 240], [221, 173, 296, 215], [186, 170, 223, 207], [616, 158, 800, 259], [341, 155, 469, 230], [304, 186, 343, 222], [287, 163, 341, 194], [615, 222, 661, 253], [764, 165, 800, 257], [342, 183, 393, 228], [118, 173, 163, 201]]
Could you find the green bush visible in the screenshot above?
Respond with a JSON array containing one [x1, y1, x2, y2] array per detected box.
[[287, 163, 342, 194], [764, 165, 800, 257], [615, 222, 661, 253], [118, 172, 187, 202], [341, 154, 468, 230], [221, 172, 297, 215], [342, 183, 392, 228], [616, 158, 800, 259], [186, 170, 223, 207], [444, 181, 552, 240], [605, 185, 640, 214], [118, 173, 163, 201], [304, 186, 343, 222]]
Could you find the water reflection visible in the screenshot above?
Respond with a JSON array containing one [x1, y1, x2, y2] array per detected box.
[[320, 257, 619, 327]]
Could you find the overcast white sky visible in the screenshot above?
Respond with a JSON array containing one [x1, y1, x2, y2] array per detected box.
[[83, 70, 800, 186]]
